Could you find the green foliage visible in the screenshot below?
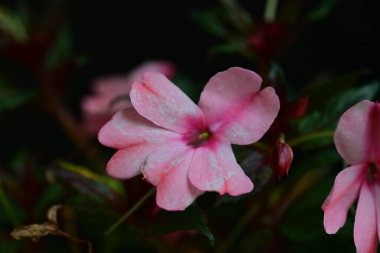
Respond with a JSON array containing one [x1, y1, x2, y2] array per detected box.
[[308, 0, 338, 22], [191, 10, 232, 39], [0, 236, 23, 253], [208, 40, 250, 59], [298, 81, 380, 134], [57, 161, 124, 197], [0, 75, 36, 113], [0, 7, 28, 43], [33, 184, 65, 219], [0, 181, 22, 226], [149, 206, 215, 245], [219, 0, 253, 34], [50, 161, 125, 204], [44, 26, 73, 72], [304, 71, 365, 108]]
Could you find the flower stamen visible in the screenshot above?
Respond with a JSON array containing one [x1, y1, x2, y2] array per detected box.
[[187, 130, 212, 148]]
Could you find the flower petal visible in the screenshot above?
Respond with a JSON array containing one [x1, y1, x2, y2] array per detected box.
[[142, 141, 190, 185], [82, 76, 132, 134], [83, 61, 175, 121], [106, 143, 158, 179], [188, 147, 225, 193], [155, 151, 203, 211], [98, 108, 180, 149], [334, 100, 380, 165], [82, 111, 112, 135], [188, 137, 253, 195], [93, 61, 175, 96], [130, 72, 204, 134], [198, 67, 279, 145], [354, 179, 378, 253], [126, 61, 175, 84], [322, 164, 366, 234], [374, 180, 380, 242], [92, 76, 130, 98]]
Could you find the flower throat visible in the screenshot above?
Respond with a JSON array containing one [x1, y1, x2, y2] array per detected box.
[[187, 130, 212, 148]]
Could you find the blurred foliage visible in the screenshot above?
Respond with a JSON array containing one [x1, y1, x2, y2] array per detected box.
[[0, 0, 379, 253], [0, 74, 36, 113], [0, 6, 28, 43], [148, 206, 215, 245]]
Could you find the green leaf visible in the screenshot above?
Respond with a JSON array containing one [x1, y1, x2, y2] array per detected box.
[[0, 6, 28, 43], [0, 90, 35, 112], [208, 40, 245, 57], [149, 206, 215, 245], [49, 161, 125, 206], [57, 161, 124, 197], [324, 81, 380, 122], [0, 76, 36, 113], [0, 236, 23, 253], [308, 0, 337, 22], [0, 178, 23, 226], [296, 111, 322, 133], [304, 71, 365, 110], [44, 26, 72, 72], [33, 183, 65, 219], [220, 0, 253, 33], [191, 10, 232, 38], [298, 81, 380, 134]]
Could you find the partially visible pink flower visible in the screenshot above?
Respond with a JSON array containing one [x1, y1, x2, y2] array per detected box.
[[99, 67, 280, 211], [81, 61, 175, 134], [322, 100, 380, 253]]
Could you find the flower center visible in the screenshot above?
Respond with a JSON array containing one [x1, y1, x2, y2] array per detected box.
[[185, 130, 212, 148]]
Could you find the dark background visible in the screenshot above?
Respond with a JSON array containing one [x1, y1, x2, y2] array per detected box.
[[2, 0, 379, 88], [69, 0, 380, 82]]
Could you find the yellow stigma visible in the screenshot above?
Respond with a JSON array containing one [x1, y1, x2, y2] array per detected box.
[[198, 132, 210, 140]]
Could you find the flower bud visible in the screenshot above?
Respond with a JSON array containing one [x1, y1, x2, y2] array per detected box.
[[271, 141, 293, 179]]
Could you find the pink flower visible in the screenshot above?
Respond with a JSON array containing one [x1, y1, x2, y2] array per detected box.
[[322, 100, 380, 253], [99, 67, 280, 211], [81, 61, 175, 134]]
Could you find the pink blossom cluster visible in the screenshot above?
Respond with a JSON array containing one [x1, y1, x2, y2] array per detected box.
[[88, 62, 379, 251], [98, 67, 280, 210]]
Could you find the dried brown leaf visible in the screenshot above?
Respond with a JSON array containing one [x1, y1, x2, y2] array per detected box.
[[47, 204, 63, 224], [10, 223, 58, 241], [10, 205, 93, 253]]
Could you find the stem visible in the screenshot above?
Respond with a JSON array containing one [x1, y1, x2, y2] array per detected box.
[[0, 177, 20, 226], [287, 131, 334, 147], [54, 230, 93, 253], [264, 0, 279, 23], [104, 188, 155, 236], [270, 167, 327, 222]]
